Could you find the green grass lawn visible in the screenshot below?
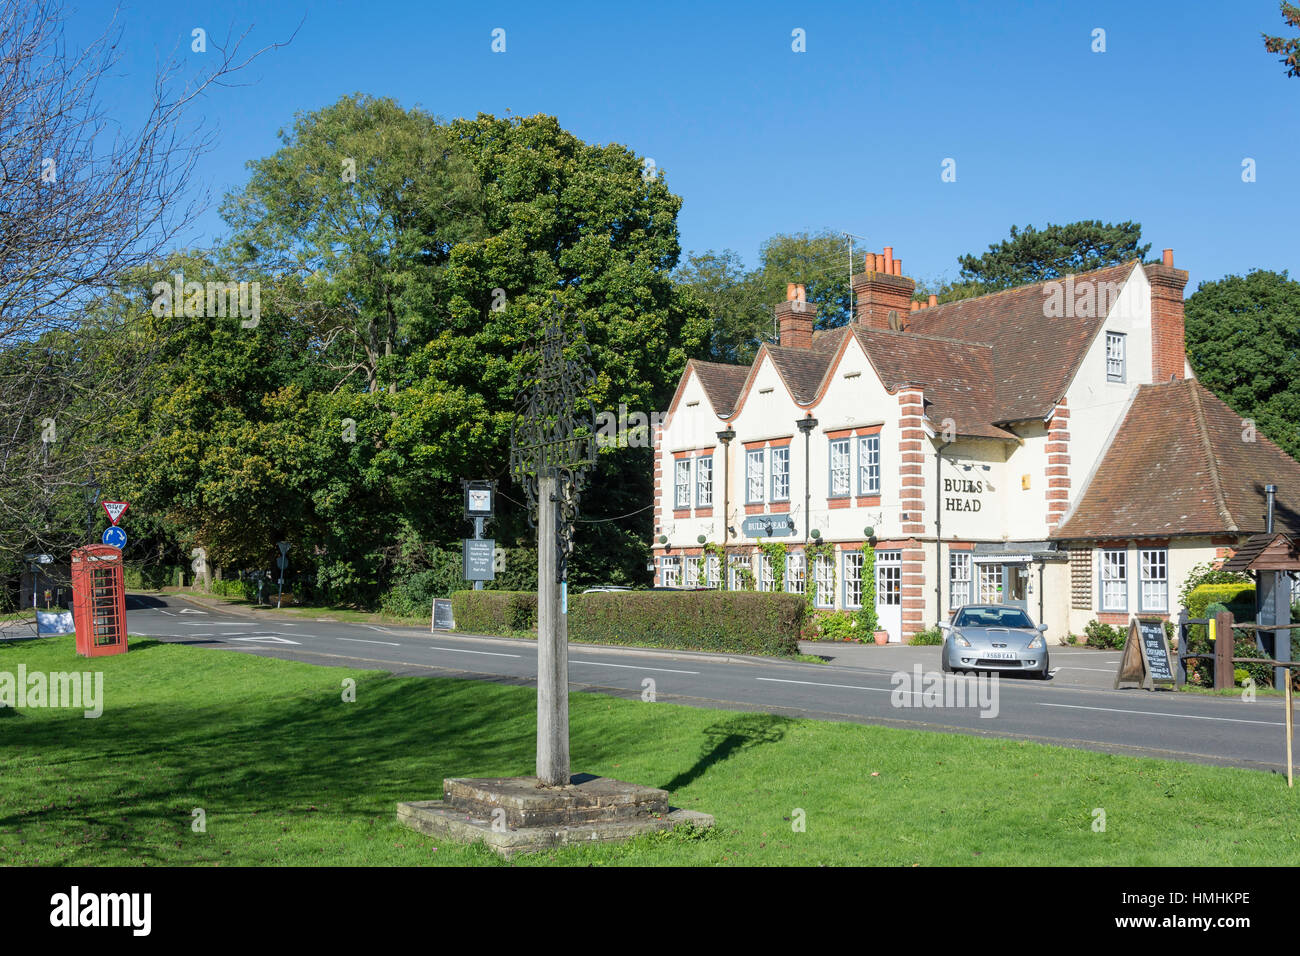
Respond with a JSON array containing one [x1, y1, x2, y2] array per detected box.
[[1, 634, 1297, 866]]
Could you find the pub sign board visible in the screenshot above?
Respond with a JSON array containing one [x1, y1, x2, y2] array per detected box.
[[1114, 616, 1176, 690], [463, 538, 496, 581], [741, 514, 795, 538]]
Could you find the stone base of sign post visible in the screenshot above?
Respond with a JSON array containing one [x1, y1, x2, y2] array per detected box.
[[397, 774, 713, 859]]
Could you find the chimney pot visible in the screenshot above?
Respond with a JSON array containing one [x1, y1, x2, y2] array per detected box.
[[1162, 248, 1174, 267], [883, 246, 894, 272], [795, 283, 806, 301], [910, 301, 920, 312], [786, 282, 797, 301], [892, 258, 902, 276], [865, 252, 877, 272], [928, 294, 938, 308]]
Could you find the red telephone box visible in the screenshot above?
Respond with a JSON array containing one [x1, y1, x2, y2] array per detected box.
[[71, 544, 127, 657]]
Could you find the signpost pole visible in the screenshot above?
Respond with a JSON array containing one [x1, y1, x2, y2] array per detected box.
[[536, 474, 569, 786], [473, 516, 485, 592], [1287, 673, 1294, 789]]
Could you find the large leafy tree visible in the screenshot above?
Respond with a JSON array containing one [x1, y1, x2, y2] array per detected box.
[[1185, 270, 1300, 459], [933, 221, 1151, 303], [675, 230, 851, 363]]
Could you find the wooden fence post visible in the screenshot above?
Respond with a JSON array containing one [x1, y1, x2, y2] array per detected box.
[[1214, 610, 1234, 691]]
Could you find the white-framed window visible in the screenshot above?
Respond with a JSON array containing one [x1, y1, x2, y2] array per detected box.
[[949, 552, 972, 609], [1100, 548, 1127, 611], [696, 455, 713, 507], [858, 434, 880, 495], [660, 556, 680, 588], [978, 563, 1001, 603], [813, 554, 834, 608], [770, 446, 790, 501], [876, 550, 901, 606], [1106, 332, 1126, 383], [704, 554, 720, 588], [746, 449, 765, 503], [1139, 548, 1168, 612], [758, 554, 774, 592], [684, 555, 702, 588], [843, 551, 864, 609], [786, 551, 805, 594], [829, 438, 851, 497], [728, 555, 749, 591], [674, 459, 691, 509]]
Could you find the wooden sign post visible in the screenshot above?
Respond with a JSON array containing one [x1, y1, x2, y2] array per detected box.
[[1115, 617, 1176, 690]]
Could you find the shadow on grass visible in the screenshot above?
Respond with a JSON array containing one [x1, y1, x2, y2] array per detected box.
[[660, 713, 793, 793]]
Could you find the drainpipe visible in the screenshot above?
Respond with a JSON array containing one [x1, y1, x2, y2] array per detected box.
[[716, 428, 736, 577], [797, 415, 818, 543], [935, 440, 952, 620]]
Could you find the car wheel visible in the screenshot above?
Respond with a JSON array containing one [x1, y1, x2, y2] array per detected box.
[[941, 647, 952, 673], [1036, 653, 1051, 679]]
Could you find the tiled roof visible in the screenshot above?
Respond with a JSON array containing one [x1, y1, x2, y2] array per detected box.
[[1053, 379, 1300, 539], [765, 345, 837, 404], [850, 327, 1015, 439], [688, 360, 749, 416], [906, 261, 1139, 422]]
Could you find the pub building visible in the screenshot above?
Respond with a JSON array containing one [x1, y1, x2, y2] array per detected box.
[[651, 246, 1300, 643]]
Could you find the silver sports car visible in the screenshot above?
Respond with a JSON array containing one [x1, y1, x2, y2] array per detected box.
[[939, 604, 1050, 678]]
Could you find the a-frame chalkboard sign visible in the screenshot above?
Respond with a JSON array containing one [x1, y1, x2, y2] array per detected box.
[[1114, 616, 1177, 690]]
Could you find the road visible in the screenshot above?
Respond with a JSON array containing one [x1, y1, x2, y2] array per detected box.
[[111, 593, 1294, 774]]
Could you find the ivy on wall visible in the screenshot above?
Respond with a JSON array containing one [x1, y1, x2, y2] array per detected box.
[[758, 540, 787, 593], [858, 542, 879, 632], [804, 538, 837, 616]]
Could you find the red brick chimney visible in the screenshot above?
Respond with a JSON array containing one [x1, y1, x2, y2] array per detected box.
[[776, 282, 816, 349], [1143, 249, 1189, 382], [852, 246, 917, 329]]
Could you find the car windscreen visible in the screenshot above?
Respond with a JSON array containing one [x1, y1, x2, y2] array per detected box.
[[954, 607, 1034, 628]]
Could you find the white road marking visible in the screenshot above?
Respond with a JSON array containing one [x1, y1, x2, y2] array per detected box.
[[338, 637, 400, 647], [230, 635, 301, 645], [571, 660, 699, 675], [1057, 666, 1116, 673], [363, 625, 396, 635], [180, 622, 258, 627], [426, 646, 522, 659], [178, 609, 207, 615], [1039, 702, 1280, 726], [756, 677, 888, 692]]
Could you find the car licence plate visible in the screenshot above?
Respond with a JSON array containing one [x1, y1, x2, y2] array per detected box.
[[983, 651, 1016, 659]]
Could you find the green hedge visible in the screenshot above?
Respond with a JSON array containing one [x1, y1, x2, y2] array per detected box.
[[451, 590, 539, 634], [449, 589, 804, 657], [1187, 582, 1255, 622], [123, 563, 185, 590]]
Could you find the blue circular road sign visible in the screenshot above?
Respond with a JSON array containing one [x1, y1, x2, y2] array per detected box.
[[102, 526, 127, 549]]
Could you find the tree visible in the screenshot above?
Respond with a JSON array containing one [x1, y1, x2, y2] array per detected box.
[[221, 94, 484, 395], [936, 221, 1151, 303], [1185, 269, 1300, 459], [0, 0, 284, 568], [675, 230, 852, 363], [1263, 2, 1300, 78]]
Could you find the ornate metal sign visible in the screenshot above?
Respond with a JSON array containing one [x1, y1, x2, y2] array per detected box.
[[509, 295, 598, 582]]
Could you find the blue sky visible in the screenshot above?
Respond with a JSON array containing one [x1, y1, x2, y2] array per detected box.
[[74, 0, 1299, 292]]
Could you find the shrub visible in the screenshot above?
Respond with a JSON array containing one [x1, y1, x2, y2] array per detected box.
[[1184, 584, 1255, 652], [123, 563, 184, 590], [208, 578, 257, 601], [809, 610, 864, 643], [450, 589, 804, 657], [909, 626, 943, 646], [1084, 620, 1126, 650], [1177, 560, 1251, 610]]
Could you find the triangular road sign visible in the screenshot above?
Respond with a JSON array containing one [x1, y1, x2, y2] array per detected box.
[[103, 501, 129, 525]]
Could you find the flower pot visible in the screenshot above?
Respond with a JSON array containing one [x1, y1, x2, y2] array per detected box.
[[873, 630, 889, 646]]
